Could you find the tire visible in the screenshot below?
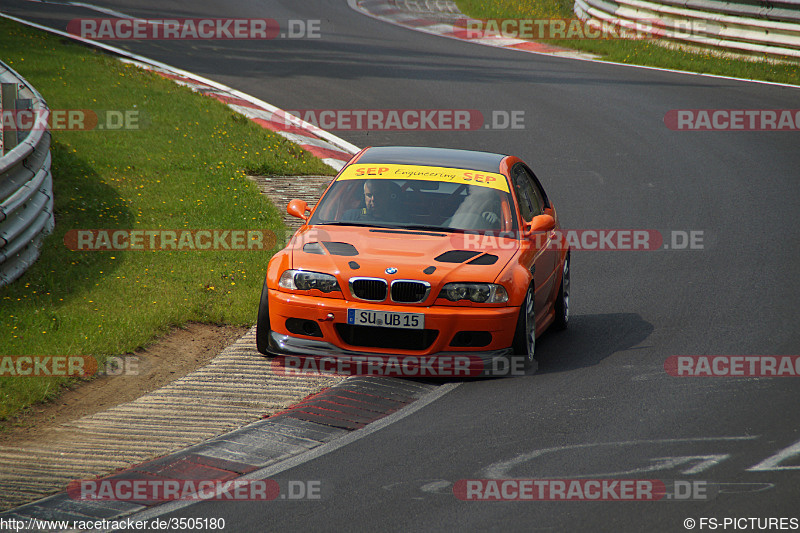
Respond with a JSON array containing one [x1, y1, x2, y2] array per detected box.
[[256, 279, 272, 356], [511, 284, 536, 372], [553, 252, 570, 331]]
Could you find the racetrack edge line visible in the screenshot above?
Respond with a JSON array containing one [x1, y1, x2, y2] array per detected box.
[[119, 382, 461, 523], [346, 0, 800, 90], [0, 11, 361, 157]]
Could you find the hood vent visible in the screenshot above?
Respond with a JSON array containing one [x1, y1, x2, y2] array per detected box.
[[322, 241, 359, 256], [468, 253, 498, 265], [302, 242, 325, 255], [434, 250, 481, 263]]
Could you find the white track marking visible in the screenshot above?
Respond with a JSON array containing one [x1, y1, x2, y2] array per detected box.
[[482, 436, 759, 479], [748, 438, 800, 471], [120, 382, 460, 525]]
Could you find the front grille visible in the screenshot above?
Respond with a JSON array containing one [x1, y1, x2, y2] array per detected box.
[[335, 324, 439, 351], [350, 278, 387, 301], [391, 280, 430, 303]]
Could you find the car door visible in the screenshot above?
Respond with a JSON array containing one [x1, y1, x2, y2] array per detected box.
[[511, 164, 558, 323]]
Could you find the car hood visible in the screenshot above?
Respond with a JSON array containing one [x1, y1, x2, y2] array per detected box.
[[288, 225, 518, 297]]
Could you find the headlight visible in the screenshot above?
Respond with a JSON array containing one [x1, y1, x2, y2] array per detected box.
[[439, 283, 508, 303], [279, 270, 341, 293]]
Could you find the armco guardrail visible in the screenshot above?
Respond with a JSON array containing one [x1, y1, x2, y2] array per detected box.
[[574, 0, 800, 58], [0, 61, 54, 288]]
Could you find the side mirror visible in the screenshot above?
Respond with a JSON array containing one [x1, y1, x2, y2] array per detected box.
[[287, 199, 310, 221], [528, 214, 556, 233]]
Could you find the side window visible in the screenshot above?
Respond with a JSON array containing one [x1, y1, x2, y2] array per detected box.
[[513, 173, 534, 222], [520, 165, 549, 212], [513, 166, 542, 222]]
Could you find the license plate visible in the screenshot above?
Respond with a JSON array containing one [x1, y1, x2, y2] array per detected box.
[[347, 309, 424, 329]]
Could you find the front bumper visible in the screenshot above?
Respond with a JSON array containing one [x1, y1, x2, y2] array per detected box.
[[267, 288, 518, 361], [267, 331, 515, 378]]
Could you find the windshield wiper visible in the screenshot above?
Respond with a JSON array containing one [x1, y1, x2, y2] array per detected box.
[[397, 224, 457, 233], [317, 221, 382, 228], [317, 222, 458, 234]]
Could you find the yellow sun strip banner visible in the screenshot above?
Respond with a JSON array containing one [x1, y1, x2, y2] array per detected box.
[[337, 164, 510, 193]]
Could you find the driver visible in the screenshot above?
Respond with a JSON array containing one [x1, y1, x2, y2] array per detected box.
[[342, 180, 397, 221]]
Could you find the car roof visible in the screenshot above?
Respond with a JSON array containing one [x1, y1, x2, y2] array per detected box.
[[356, 146, 507, 174]]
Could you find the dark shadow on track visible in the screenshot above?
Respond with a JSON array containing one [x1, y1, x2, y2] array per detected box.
[[535, 312, 654, 373], [395, 313, 653, 388]]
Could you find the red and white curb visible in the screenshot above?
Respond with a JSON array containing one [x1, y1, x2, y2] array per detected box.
[[0, 12, 360, 172], [348, 0, 800, 88], [349, 0, 599, 60], [131, 65, 358, 171]]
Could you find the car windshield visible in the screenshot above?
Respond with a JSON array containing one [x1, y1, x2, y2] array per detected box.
[[309, 178, 518, 233]]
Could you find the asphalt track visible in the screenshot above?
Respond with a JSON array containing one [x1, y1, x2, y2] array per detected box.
[[2, 0, 800, 530]]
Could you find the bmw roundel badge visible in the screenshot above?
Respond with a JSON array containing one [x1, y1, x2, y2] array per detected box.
[[385, 267, 398, 275]]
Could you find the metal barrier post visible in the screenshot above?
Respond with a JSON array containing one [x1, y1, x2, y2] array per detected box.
[[1, 82, 19, 156]]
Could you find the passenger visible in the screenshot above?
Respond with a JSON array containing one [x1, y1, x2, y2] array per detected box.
[[448, 186, 502, 230]]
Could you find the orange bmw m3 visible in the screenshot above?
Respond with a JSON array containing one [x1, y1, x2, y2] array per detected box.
[[257, 146, 569, 376]]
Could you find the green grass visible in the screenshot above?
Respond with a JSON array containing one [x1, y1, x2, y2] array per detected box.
[[0, 18, 335, 422], [456, 0, 799, 85]]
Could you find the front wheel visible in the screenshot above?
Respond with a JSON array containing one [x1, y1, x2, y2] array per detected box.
[[553, 252, 570, 330], [256, 279, 272, 356], [511, 284, 536, 372]]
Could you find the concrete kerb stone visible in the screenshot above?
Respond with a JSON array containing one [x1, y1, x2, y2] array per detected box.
[[3, 378, 437, 527]]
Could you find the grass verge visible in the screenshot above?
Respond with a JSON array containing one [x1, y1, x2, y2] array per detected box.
[[0, 17, 335, 422], [455, 0, 799, 85]]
